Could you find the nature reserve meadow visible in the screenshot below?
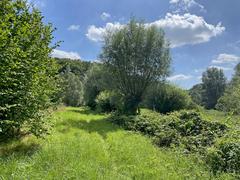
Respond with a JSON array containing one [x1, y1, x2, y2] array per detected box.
[[1, 0, 240, 179]]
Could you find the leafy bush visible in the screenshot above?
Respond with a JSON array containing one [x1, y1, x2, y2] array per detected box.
[[0, 0, 59, 141], [207, 141, 240, 174], [96, 91, 123, 113], [110, 110, 227, 152], [83, 64, 113, 109], [143, 84, 193, 113]]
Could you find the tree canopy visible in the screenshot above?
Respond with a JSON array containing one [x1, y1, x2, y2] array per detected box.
[[100, 19, 171, 114], [201, 67, 226, 109]]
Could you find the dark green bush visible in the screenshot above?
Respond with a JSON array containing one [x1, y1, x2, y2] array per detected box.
[[143, 84, 193, 113], [110, 110, 227, 152], [207, 141, 240, 174], [0, 120, 18, 142], [96, 91, 123, 113]]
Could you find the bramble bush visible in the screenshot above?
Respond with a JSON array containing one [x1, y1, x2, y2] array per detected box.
[[110, 110, 227, 152], [207, 141, 240, 175]]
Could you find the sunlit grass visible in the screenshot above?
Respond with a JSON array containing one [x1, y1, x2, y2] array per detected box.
[[0, 107, 234, 179]]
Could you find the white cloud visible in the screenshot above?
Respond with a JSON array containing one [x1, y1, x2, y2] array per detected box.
[[86, 22, 123, 42], [101, 12, 111, 21], [167, 74, 193, 81], [86, 13, 225, 48], [51, 49, 81, 60], [68, 25, 80, 31], [211, 53, 240, 64], [170, 0, 205, 13], [147, 13, 225, 47], [208, 65, 232, 71]]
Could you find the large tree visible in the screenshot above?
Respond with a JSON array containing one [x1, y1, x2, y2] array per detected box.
[[202, 67, 226, 109], [0, 0, 58, 140], [216, 63, 240, 114], [100, 19, 171, 114]]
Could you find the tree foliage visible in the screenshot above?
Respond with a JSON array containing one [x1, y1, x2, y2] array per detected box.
[[61, 66, 83, 107], [143, 83, 192, 113], [100, 19, 171, 114], [216, 63, 240, 114], [189, 83, 204, 106], [83, 64, 113, 109], [201, 68, 226, 109], [0, 0, 58, 140]]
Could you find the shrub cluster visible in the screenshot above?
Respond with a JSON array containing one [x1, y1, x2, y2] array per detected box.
[[110, 110, 227, 153], [143, 84, 193, 113], [95, 91, 122, 113], [207, 141, 240, 175]]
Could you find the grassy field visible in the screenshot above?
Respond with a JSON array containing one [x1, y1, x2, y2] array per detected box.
[[0, 107, 235, 179]]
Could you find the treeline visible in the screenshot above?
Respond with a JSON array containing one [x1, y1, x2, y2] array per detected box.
[[189, 64, 240, 114], [58, 59, 194, 114]]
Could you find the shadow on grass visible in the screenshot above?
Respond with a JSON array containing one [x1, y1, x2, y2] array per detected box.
[[0, 141, 40, 158], [58, 117, 121, 138]]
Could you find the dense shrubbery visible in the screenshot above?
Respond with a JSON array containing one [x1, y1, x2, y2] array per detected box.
[[207, 141, 240, 174], [110, 109, 227, 152], [0, 0, 59, 141], [143, 83, 193, 113], [95, 91, 122, 113]]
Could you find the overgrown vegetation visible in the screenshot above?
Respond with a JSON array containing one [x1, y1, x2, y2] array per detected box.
[[110, 109, 227, 152], [110, 109, 240, 177], [1, 0, 240, 178], [0, 0, 59, 141], [0, 107, 236, 179]]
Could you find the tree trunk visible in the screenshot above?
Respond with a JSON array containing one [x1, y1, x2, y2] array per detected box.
[[123, 95, 141, 115]]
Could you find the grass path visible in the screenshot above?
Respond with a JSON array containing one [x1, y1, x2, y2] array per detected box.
[[0, 107, 232, 179]]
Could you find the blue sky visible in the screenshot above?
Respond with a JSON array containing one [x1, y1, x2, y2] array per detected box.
[[30, 0, 240, 89]]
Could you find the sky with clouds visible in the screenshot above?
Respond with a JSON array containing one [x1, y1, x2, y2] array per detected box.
[[30, 0, 240, 89]]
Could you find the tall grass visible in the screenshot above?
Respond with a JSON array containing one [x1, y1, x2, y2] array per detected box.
[[0, 107, 234, 179]]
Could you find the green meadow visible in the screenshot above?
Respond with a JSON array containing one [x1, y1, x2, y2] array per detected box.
[[0, 107, 234, 179]]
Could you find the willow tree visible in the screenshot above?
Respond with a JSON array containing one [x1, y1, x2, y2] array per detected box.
[[100, 19, 171, 114]]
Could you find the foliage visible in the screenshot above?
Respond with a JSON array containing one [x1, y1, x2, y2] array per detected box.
[[110, 109, 227, 153], [83, 64, 113, 109], [216, 63, 240, 114], [189, 83, 204, 106], [201, 68, 226, 109], [100, 18, 171, 114], [207, 141, 240, 175], [95, 91, 123, 113], [61, 68, 83, 107], [57, 58, 90, 80], [0, 107, 232, 179], [143, 83, 192, 113], [0, 0, 59, 140]]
